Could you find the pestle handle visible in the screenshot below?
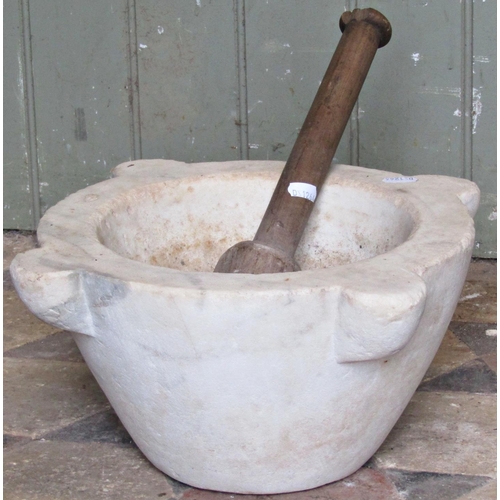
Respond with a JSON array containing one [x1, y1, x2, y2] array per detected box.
[[215, 8, 392, 274]]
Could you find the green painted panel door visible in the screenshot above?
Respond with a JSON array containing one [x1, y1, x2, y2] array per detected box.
[[245, 0, 352, 164], [28, 0, 134, 215], [135, 0, 240, 162], [471, 0, 497, 257], [4, 0, 34, 229], [357, 1, 463, 176], [3, 0, 496, 257]]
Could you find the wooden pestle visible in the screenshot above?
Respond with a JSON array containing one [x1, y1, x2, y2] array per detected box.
[[214, 8, 392, 274]]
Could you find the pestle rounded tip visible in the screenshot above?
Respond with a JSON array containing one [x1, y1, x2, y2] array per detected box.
[[214, 241, 300, 274]]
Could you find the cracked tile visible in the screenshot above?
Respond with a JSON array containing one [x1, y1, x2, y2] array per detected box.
[[3, 434, 31, 450], [4, 290, 61, 351], [373, 392, 496, 477], [465, 259, 497, 284], [419, 358, 496, 393], [3, 269, 14, 291], [449, 322, 497, 356], [455, 479, 497, 500], [3, 233, 57, 351], [423, 330, 476, 382], [385, 470, 490, 500], [5, 330, 84, 363], [4, 440, 178, 500], [452, 281, 497, 324], [42, 409, 135, 446], [4, 357, 110, 438], [481, 352, 497, 374]]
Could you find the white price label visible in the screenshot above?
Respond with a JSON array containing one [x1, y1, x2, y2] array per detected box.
[[382, 176, 418, 183], [287, 182, 317, 202]]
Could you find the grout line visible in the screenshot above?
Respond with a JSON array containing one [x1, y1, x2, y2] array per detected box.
[[233, 0, 249, 160], [126, 0, 142, 160], [19, 0, 41, 228], [461, 0, 473, 180], [345, 0, 359, 166]]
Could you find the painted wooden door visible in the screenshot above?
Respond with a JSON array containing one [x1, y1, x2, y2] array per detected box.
[[4, 0, 496, 257]]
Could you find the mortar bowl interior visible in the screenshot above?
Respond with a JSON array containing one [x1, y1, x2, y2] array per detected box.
[[96, 172, 417, 272]]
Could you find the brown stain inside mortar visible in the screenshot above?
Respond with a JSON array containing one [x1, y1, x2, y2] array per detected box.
[[95, 175, 417, 273]]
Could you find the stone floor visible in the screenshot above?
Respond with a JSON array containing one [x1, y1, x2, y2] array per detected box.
[[3, 231, 497, 500]]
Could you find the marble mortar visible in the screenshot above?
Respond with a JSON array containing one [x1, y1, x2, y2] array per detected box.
[[11, 160, 480, 494]]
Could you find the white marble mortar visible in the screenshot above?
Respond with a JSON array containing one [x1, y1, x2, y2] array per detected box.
[[11, 160, 479, 494]]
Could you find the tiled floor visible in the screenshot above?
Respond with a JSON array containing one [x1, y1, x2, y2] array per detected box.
[[4, 231, 497, 500]]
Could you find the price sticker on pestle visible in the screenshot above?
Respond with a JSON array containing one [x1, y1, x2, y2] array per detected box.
[[287, 182, 317, 202]]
